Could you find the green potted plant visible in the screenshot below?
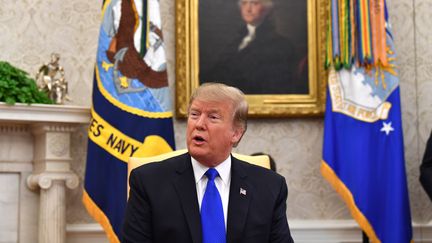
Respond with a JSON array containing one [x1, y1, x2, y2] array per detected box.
[[0, 61, 53, 105]]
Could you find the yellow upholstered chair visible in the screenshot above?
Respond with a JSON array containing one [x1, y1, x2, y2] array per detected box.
[[127, 149, 270, 196]]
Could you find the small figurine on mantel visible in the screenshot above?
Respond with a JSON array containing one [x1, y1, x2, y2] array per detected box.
[[36, 53, 70, 104]]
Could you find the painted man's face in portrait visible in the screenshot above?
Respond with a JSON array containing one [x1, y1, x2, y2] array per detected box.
[[239, 0, 269, 26]]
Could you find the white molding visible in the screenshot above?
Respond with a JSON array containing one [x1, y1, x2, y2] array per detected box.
[[0, 161, 33, 172], [66, 220, 432, 243], [414, 221, 432, 243], [0, 102, 90, 124], [290, 220, 362, 243], [67, 223, 105, 233], [66, 224, 108, 243]]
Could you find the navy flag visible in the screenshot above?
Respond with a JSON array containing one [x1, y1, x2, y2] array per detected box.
[[83, 0, 175, 242]]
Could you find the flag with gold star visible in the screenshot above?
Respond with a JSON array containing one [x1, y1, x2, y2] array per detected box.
[[321, 0, 412, 242]]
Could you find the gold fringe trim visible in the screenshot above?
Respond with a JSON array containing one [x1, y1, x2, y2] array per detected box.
[[321, 160, 381, 243], [82, 190, 120, 243]]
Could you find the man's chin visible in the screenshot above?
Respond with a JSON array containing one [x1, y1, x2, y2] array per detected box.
[[188, 146, 207, 159]]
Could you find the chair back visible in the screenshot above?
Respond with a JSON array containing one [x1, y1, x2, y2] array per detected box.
[[127, 149, 271, 197]]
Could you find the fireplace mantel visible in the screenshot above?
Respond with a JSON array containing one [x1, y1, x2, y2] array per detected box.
[[0, 103, 90, 124], [0, 103, 90, 243]]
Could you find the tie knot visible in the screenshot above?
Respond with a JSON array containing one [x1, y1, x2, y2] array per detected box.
[[205, 168, 219, 181]]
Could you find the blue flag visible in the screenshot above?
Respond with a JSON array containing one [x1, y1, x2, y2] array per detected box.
[[83, 0, 175, 242], [321, 17, 413, 243]]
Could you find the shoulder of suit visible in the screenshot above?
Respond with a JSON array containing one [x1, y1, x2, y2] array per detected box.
[[235, 158, 283, 179], [133, 152, 190, 175]]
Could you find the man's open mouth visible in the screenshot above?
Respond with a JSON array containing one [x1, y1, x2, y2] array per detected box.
[[193, 135, 205, 142]]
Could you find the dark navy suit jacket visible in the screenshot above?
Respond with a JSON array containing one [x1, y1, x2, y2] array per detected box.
[[122, 153, 294, 243], [421, 130, 432, 201]]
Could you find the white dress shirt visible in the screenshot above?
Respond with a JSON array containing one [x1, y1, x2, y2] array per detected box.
[[238, 24, 256, 51], [191, 156, 231, 229]]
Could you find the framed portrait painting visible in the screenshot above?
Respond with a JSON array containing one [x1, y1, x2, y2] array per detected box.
[[175, 0, 327, 117]]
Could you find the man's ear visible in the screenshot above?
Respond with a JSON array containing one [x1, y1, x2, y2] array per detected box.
[[231, 127, 245, 147]]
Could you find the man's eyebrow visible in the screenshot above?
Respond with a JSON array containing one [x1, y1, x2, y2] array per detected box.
[[208, 108, 222, 113]]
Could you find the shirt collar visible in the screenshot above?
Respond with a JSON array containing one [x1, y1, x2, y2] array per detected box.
[[246, 24, 256, 36], [191, 155, 231, 186]]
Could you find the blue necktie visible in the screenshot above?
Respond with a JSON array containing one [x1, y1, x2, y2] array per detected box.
[[201, 168, 226, 243]]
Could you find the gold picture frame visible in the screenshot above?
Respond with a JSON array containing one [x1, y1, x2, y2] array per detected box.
[[175, 0, 327, 118]]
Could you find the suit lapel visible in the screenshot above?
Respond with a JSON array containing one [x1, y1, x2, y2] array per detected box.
[[226, 157, 252, 243], [172, 153, 202, 243]]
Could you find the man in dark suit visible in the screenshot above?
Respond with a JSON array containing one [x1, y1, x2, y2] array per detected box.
[[122, 83, 294, 242], [201, 0, 308, 94], [420, 130, 432, 201]]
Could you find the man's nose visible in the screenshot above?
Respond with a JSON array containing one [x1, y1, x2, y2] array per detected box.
[[195, 115, 207, 130]]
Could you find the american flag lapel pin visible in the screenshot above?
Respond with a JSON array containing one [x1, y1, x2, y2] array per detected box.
[[240, 188, 246, 196]]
